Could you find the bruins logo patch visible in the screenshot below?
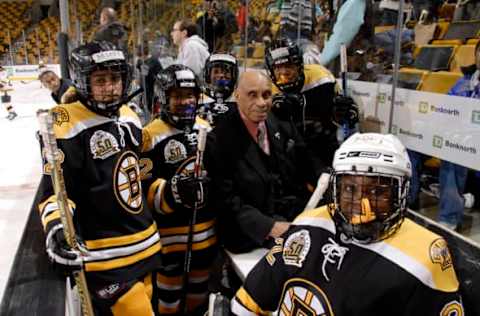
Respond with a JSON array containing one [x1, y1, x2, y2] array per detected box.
[[279, 279, 334, 316], [90, 130, 120, 160], [164, 139, 187, 164], [51, 107, 69, 126], [440, 300, 464, 316], [283, 230, 311, 268], [42, 148, 65, 175], [113, 151, 143, 214], [430, 238, 453, 271]]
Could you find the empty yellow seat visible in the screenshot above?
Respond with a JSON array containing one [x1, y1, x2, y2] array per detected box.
[[418, 71, 462, 94], [450, 45, 475, 73]]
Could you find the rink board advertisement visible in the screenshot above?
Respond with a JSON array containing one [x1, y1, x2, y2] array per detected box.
[[348, 80, 480, 171], [4, 64, 60, 81]]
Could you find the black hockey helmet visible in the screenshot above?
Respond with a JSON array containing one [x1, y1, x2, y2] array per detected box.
[[203, 53, 238, 100], [153, 64, 200, 130], [70, 41, 132, 115], [265, 37, 305, 93]]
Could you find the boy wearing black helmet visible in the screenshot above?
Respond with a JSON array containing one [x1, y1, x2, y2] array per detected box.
[[199, 53, 238, 126], [142, 64, 215, 315], [36, 41, 162, 315]]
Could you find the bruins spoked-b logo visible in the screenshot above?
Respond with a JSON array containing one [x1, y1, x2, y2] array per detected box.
[[90, 130, 120, 160], [114, 151, 143, 214], [279, 279, 334, 316]]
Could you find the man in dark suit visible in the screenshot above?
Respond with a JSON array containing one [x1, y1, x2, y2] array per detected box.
[[210, 70, 317, 254]]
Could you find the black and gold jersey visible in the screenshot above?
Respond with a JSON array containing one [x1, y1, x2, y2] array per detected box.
[[37, 101, 161, 283], [232, 206, 464, 316], [142, 117, 217, 314], [198, 93, 236, 127], [273, 64, 340, 169]]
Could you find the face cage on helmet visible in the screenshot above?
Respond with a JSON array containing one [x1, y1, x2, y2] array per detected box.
[[75, 61, 131, 114], [204, 61, 236, 99], [327, 170, 409, 244], [160, 88, 199, 131]]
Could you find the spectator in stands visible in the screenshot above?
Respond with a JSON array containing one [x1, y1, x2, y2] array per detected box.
[[92, 7, 128, 53], [210, 70, 317, 254], [278, 0, 318, 41], [171, 19, 210, 77], [216, 0, 238, 51], [38, 70, 74, 104], [196, 1, 226, 52], [409, 41, 480, 231], [236, 0, 247, 37]]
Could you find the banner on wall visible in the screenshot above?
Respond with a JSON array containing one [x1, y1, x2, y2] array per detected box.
[[347, 80, 480, 171]]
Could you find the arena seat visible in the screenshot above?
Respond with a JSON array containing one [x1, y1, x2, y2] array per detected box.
[[443, 20, 480, 41], [413, 45, 457, 71], [435, 20, 450, 40], [417, 71, 462, 94], [398, 68, 427, 90], [450, 45, 476, 73]]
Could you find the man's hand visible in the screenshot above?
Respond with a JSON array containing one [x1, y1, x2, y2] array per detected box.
[[268, 221, 291, 238]]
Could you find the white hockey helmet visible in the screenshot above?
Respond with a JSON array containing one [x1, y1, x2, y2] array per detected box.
[[328, 133, 412, 243]]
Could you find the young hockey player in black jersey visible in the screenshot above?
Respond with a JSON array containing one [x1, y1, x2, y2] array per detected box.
[[36, 41, 162, 315], [265, 38, 359, 171], [199, 53, 238, 126], [142, 64, 215, 315], [232, 133, 465, 316]]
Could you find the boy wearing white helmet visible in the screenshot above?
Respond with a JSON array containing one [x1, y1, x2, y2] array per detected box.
[[232, 133, 464, 316]]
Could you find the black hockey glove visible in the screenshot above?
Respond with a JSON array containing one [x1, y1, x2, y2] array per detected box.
[[170, 173, 209, 209], [333, 95, 359, 128], [271, 93, 304, 120], [46, 225, 83, 274]]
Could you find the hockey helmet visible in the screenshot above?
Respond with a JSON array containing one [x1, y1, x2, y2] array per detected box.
[[265, 38, 305, 93], [203, 53, 238, 100], [327, 133, 411, 243], [153, 64, 200, 130], [70, 41, 132, 115]]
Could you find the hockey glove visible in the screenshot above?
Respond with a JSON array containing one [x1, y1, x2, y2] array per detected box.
[[271, 93, 304, 120], [333, 95, 359, 128], [46, 225, 83, 273], [170, 173, 209, 209]]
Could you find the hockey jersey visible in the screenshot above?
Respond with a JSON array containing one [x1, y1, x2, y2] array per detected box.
[[232, 206, 464, 316], [198, 93, 236, 127], [142, 117, 217, 314], [272, 64, 339, 168], [37, 101, 162, 283]]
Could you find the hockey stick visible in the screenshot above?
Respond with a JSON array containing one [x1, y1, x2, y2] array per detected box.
[[179, 126, 208, 315], [37, 110, 94, 316], [304, 173, 331, 211]]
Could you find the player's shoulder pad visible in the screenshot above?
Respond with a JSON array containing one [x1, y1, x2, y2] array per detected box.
[[292, 205, 336, 234], [193, 116, 212, 132], [360, 218, 460, 293], [51, 101, 108, 139], [302, 64, 336, 93], [142, 118, 179, 152], [119, 105, 142, 129]]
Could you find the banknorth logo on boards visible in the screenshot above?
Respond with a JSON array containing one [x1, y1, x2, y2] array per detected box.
[[419, 101, 429, 114], [433, 135, 443, 149], [377, 93, 386, 104], [472, 110, 480, 125], [391, 125, 398, 135]]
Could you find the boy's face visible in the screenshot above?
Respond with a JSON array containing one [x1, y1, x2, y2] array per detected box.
[[90, 69, 123, 103]]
